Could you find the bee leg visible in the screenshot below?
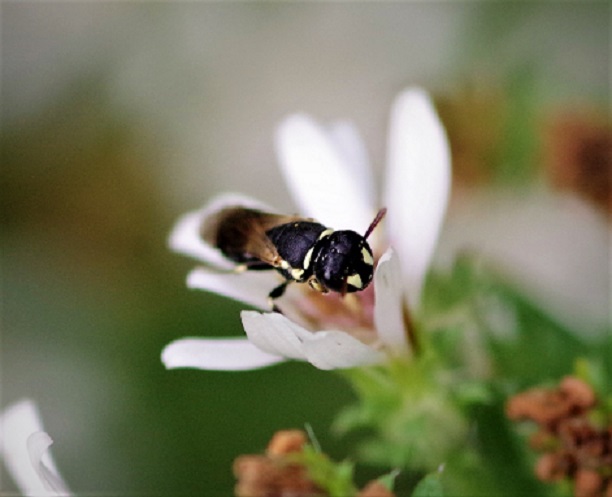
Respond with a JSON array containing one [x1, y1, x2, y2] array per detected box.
[[267, 281, 289, 313]]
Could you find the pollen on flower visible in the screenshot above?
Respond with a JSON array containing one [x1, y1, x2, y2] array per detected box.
[[506, 376, 612, 497]]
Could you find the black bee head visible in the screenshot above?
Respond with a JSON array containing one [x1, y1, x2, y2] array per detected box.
[[312, 230, 375, 293]]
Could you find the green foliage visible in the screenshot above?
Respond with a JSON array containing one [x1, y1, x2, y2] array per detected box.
[[335, 255, 608, 496], [376, 469, 400, 492], [296, 444, 357, 497], [336, 357, 470, 472], [422, 254, 594, 386], [574, 357, 612, 426], [411, 470, 444, 497], [576, 358, 612, 406]]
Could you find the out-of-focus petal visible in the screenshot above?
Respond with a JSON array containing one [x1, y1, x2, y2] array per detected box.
[[241, 311, 385, 370], [168, 192, 275, 268], [187, 267, 278, 310], [240, 311, 307, 360], [384, 88, 451, 311], [437, 190, 609, 338], [161, 337, 286, 371], [168, 209, 234, 269], [373, 249, 409, 354], [27, 432, 71, 495], [300, 330, 386, 370], [0, 399, 71, 496], [275, 114, 375, 232], [329, 120, 376, 211]]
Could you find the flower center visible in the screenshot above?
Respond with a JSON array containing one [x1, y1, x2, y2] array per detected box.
[[291, 283, 377, 344]]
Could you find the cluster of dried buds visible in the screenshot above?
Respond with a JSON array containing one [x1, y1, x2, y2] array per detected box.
[[506, 376, 612, 497], [233, 430, 395, 497]]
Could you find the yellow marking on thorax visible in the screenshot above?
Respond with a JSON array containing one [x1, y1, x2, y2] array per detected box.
[[303, 247, 315, 269], [318, 229, 334, 239]]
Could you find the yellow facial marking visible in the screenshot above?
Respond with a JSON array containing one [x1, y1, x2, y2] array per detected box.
[[346, 273, 363, 289], [361, 247, 374, 265]]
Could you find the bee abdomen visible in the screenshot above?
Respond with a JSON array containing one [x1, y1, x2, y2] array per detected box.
[[202, 207, 272, 266]]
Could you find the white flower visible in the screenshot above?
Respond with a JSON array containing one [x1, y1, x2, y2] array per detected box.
[[162, 87, 451, 370], [0, 399, 72, 496]]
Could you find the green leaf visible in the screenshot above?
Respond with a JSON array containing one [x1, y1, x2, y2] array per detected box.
[[298, 444, 357, 497], [411, 471, 444, 497], [376, 469, 400, 491]]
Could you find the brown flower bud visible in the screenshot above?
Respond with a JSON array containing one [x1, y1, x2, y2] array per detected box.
[[357, 480, 396, 497], [560, 377, 597, 412], [233, 431, 324, 497], [506, 388, 570, 426], [508, 377, 611, 497], [535, 453, 572, 481], [529, 429, 558, 451], [605, 479, 612, 497], [266, 430, 308, 456], [574, 468, 603, 497], [233, 455, 278, 497]]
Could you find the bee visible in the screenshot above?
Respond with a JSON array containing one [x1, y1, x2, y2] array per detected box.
[[201, 206, 387, 304]]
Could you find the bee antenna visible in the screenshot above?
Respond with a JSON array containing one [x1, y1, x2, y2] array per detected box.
[[363, 208, 387, 240]]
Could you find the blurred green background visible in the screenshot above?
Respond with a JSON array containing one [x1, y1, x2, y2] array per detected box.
[[1, 2, 609, 495]]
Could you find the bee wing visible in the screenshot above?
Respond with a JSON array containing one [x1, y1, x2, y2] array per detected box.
[[170, 193, 278, 269], [202, 207, 302, 267]]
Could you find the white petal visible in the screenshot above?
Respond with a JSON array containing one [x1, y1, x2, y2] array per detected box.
[[168, 192, 275, 268], [161, 337, 286, 371], [437, 190, 610, 338], [0, 399, 71, 496], [240, 311, 307, 360], [373, 249, 410, 354], [384, 88, 451, 311], [275, 114, 375, 232], [27, 432, 71, 495], [168, 209, 234, 269], [329, 121, 376, 210], [241, 311, 385, 370], [187, 267, 278, 310], [301, 330, 386, 370]]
